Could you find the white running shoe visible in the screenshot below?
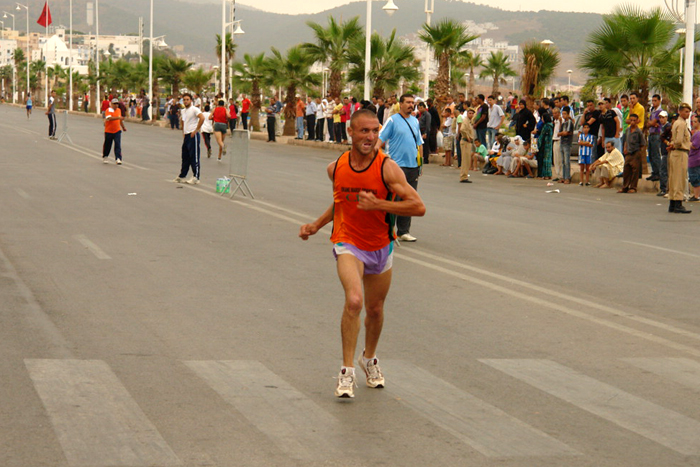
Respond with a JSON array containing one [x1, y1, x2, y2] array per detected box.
[[398, 233, 417, 242], [173, 177, 186, 183], [335, 368, 356, 398], [116, 159, 122, 165], [186, 177, 200, 185], [103, 158, 109, 164], [358, 353, 385, 388]]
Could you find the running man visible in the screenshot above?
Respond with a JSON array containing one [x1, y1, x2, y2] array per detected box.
[[173, 93, 205, 185], [299, 109, 426, 398], [46, 90, 57, 140], [103, 98, 126, 165]]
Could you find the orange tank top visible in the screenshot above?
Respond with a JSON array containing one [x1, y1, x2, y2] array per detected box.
[[330, 150, 396, 251]]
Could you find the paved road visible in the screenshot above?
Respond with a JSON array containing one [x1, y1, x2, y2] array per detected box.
[[1, 105, 699, 467]]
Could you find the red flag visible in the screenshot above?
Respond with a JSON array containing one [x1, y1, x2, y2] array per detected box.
[[37, 2, 52, 28]]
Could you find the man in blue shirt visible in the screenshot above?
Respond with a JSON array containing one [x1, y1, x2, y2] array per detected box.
[[377, 93, 423, 242], [266, 97, 283, 142]]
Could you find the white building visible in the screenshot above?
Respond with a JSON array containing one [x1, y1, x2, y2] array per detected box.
[[0, 38, 18, 67]]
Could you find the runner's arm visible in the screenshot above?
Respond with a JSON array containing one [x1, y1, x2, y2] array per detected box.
[[358, 159, 425, 217]]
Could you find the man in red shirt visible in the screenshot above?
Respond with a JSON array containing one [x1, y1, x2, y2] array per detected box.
[[100, 95, 110, 118], [103, 98, 126, 165], [340, 97, 351, 144], [295, 96, 305, 139], [228, 98, 238, 133], [240, 94, 251, 130]]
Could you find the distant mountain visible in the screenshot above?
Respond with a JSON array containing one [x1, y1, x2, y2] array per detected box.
[[0, 0, 602, 74]]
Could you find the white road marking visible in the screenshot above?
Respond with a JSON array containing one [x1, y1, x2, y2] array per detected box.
[[399, 247, 700, 345], [184, 360, 342, 461], [56, 142, 136, 170], [386, 360, 578, 457], [622, 241, 700, 259], [74, 234, 112, 260], [480, 359, 700, 456], [25, 359, 181, 466], [622, 357, 700, 391], [15, 188, 31, 199]]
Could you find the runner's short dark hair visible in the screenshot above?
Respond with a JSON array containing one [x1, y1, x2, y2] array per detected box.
[[350, 108, 379, 126], [399, 93, 414, 103], [182, 93, 193, 100]]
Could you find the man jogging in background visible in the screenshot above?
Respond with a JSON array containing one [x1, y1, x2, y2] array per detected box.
[[103, 98, 126, 165], [240, 94, 251, 130], [299, 109, 425, 398], [377, 94, 423, 242], [173, 93, 205, 185], [46, 90, 57, 140]]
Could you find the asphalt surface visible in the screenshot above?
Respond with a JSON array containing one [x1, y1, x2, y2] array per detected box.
[[1, 104, 699, 467]]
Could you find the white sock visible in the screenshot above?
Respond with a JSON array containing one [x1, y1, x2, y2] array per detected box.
[[363, 354, 376, 366], [341, 366, 355, 375]]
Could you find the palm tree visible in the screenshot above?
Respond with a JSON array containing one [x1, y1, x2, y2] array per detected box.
[[70, 71, 83, 110], [48, 63, 65, 90], [159, 57, 193, 96], [183, 68, 214, 95], [302, 16, 363, 100], [452, 49, 482, 98], [0, 65, 12, 98], [265, 46, 321, 136], [419, 19, 479, 112], [100, 59, 132, 95], [347, 29, 419, 99], [215, 32, 237, 73], [13, 48, 27, 97], [579, 5, 682, 106], [479, 51, 516, 96], [232, 52, 267, 131], [521, 41, 560, 106], [30, 60, 46, 104]]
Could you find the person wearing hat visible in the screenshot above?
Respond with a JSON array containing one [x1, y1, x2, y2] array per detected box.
[[667, 103, 692, 213], [103, 98, 126, 165]]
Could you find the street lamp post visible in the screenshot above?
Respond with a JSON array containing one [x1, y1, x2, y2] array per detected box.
[[95, 0, 100, 112], [363, 0, 398, 102], [220, 0, 243, 102], [3, 12, 14, 30], [683, 0, 695, 103], [148, 0, 153, 120], [566, 69, 572, 94], [15, 3, 28, 102], [423, 0, 434, 99]]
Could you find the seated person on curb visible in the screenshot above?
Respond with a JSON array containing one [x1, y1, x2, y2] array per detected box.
[[496, 135, 523, 175], [590, 141, 625, 189], [510, 140, 537, 178], [475, 134, 503, 171], [470, 139, 488, 171]]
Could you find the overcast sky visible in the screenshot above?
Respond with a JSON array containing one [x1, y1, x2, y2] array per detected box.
[[237, 0, 667, 15]]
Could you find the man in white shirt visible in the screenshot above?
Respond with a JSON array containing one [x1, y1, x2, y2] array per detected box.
[[486, 95, 505, 149], [174, 93, 205, 185], [305, 96, 317, 141], [315, 97, 326, 142], [323, 95, 335, 142]]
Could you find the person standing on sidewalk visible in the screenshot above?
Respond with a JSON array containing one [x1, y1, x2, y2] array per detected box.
[[174, 93, 205, 185], [240, 94, 251, 130], [298, 109, 425, 398], [377, 94, 423, 242], [314, 97, 326, 142], [266, 97, 282, 142], [305, 96, 317, 141], [295, 96, 306, 140], [618, 113, 645, 194], [102, 98, 126, 165], [228, 98, 238, 133], [667, 103, 692, 213], [646, 94, 663, 182], [46, 90, 57, 140]]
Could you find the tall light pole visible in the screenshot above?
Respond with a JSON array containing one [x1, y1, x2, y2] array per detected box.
[[683, 0, 695, 103], [220, 0, 243, 101], [566, 69, 572, 94], [0, 20, 4, 39], [15, 3, 28, 101], [68, 0, 73, 110], [95, 0, 100, 112], [148, 0, 153, 119], [423, 0, 434, 99], [364, 0, 398, 101], [3, 12, 14, 30]]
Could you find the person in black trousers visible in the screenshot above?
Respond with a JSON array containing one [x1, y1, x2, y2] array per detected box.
[[266, 97, 281, 142]]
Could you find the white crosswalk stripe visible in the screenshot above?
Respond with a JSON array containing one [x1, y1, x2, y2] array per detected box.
[[385, 360, 578, 457], [480, 359, 700, 456], [184, 360, 344, 461], [622, 357, 700, 391], [25, 359, 181, 466]]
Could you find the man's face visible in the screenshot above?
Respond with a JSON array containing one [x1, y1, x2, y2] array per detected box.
[[488, 97, 495, 106], [348, 114, 380, 156], [587, 102, 595, 112], [553, 98, 560, 108], [652, 96, 660, 108], [606, 143, 614, 153], [695, 97, 700, 110], [447, 96, 453, 103], [518, 102, 525, 110], [621, 97, 629, 107], [630, 95, 638, 106], [183, 96, 192, 107], [343, 98, 349, 105], [467, 110, 475, 120], [659, 115, 668, 125], [552, 109, 560, 119], [598, 103, 605, 113], [629, 115, 639, 126], [458, 94, 465, 103], [605, 101, 613, 110], [680, 107, 691, 120], [400, 97, 415, 115]]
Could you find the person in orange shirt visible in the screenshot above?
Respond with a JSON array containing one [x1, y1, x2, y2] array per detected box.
[[299, 109, 426, 399], [295, 95, 305, 139], [103, 98, 126, 165]]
